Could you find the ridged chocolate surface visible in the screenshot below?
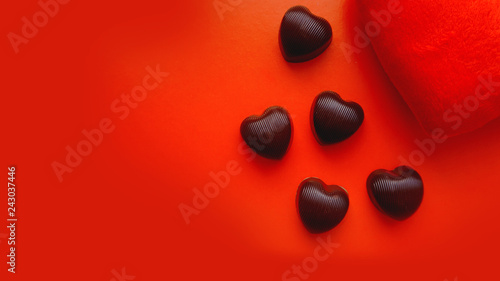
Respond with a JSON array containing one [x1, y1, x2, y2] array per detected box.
[[296, 178, 349, 233], [311, 91, 364, 145], [367, 166, 424, 221], [240, 106, 292, 160], [279, 6, 332, 62]]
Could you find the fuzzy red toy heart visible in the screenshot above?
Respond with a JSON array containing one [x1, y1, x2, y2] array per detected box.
[[356, 0, 500, 136]]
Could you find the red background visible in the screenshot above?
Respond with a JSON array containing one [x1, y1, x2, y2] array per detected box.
[[1, 0, 499, 280]]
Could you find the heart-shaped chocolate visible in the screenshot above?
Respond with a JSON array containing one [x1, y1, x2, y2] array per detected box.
[[279, 6, 332, 62], [240, 106, 292, 160], [366, 166, 424, 220], [296, 177, 349, 233], [310, 91, 364, 145], [357, 0, 500, 136]]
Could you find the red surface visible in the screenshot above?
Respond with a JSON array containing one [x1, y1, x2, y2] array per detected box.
[[1, 1, 499, 280]]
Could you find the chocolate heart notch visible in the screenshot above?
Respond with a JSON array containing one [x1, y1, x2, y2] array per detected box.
[[296, 177, 349, 233], [310, 91, 364, 145], [240, 106, 292, 160], [279, 6, 332, 62], [367, 166, 424, 221]]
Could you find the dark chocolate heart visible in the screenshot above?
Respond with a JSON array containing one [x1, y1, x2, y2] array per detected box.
[[279, 6, 332, 62], [240, 106, 292, 160], [367, 166, 424, 221], [310, 91, 364, 145], [296, 177, 349, 233]]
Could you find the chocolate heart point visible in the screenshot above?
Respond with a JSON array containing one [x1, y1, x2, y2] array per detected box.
[[279, 6, 332, 62], [311, 91, 364, 145], [240, 106, 292, 160], [367, 166, 424, 220], [296, 177, 349, 233]]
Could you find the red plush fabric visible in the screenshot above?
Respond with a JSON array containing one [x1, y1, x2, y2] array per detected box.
[[356, 0, 500, 136]]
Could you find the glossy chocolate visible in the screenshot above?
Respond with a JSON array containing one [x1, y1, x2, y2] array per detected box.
[[296, 177, 349, 233], [310, 91, 364, 145], [367, 166, 424, 220], [240, 106, 292, 160], [279, 6, 332, 62]]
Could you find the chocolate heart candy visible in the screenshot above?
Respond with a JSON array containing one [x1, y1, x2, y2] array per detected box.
[[296, 177, 349, 233], [279, 6, 332, 62], [240, 106, 292, 160], [310, 91, 364, 145], [367, 166, 424, 220]]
